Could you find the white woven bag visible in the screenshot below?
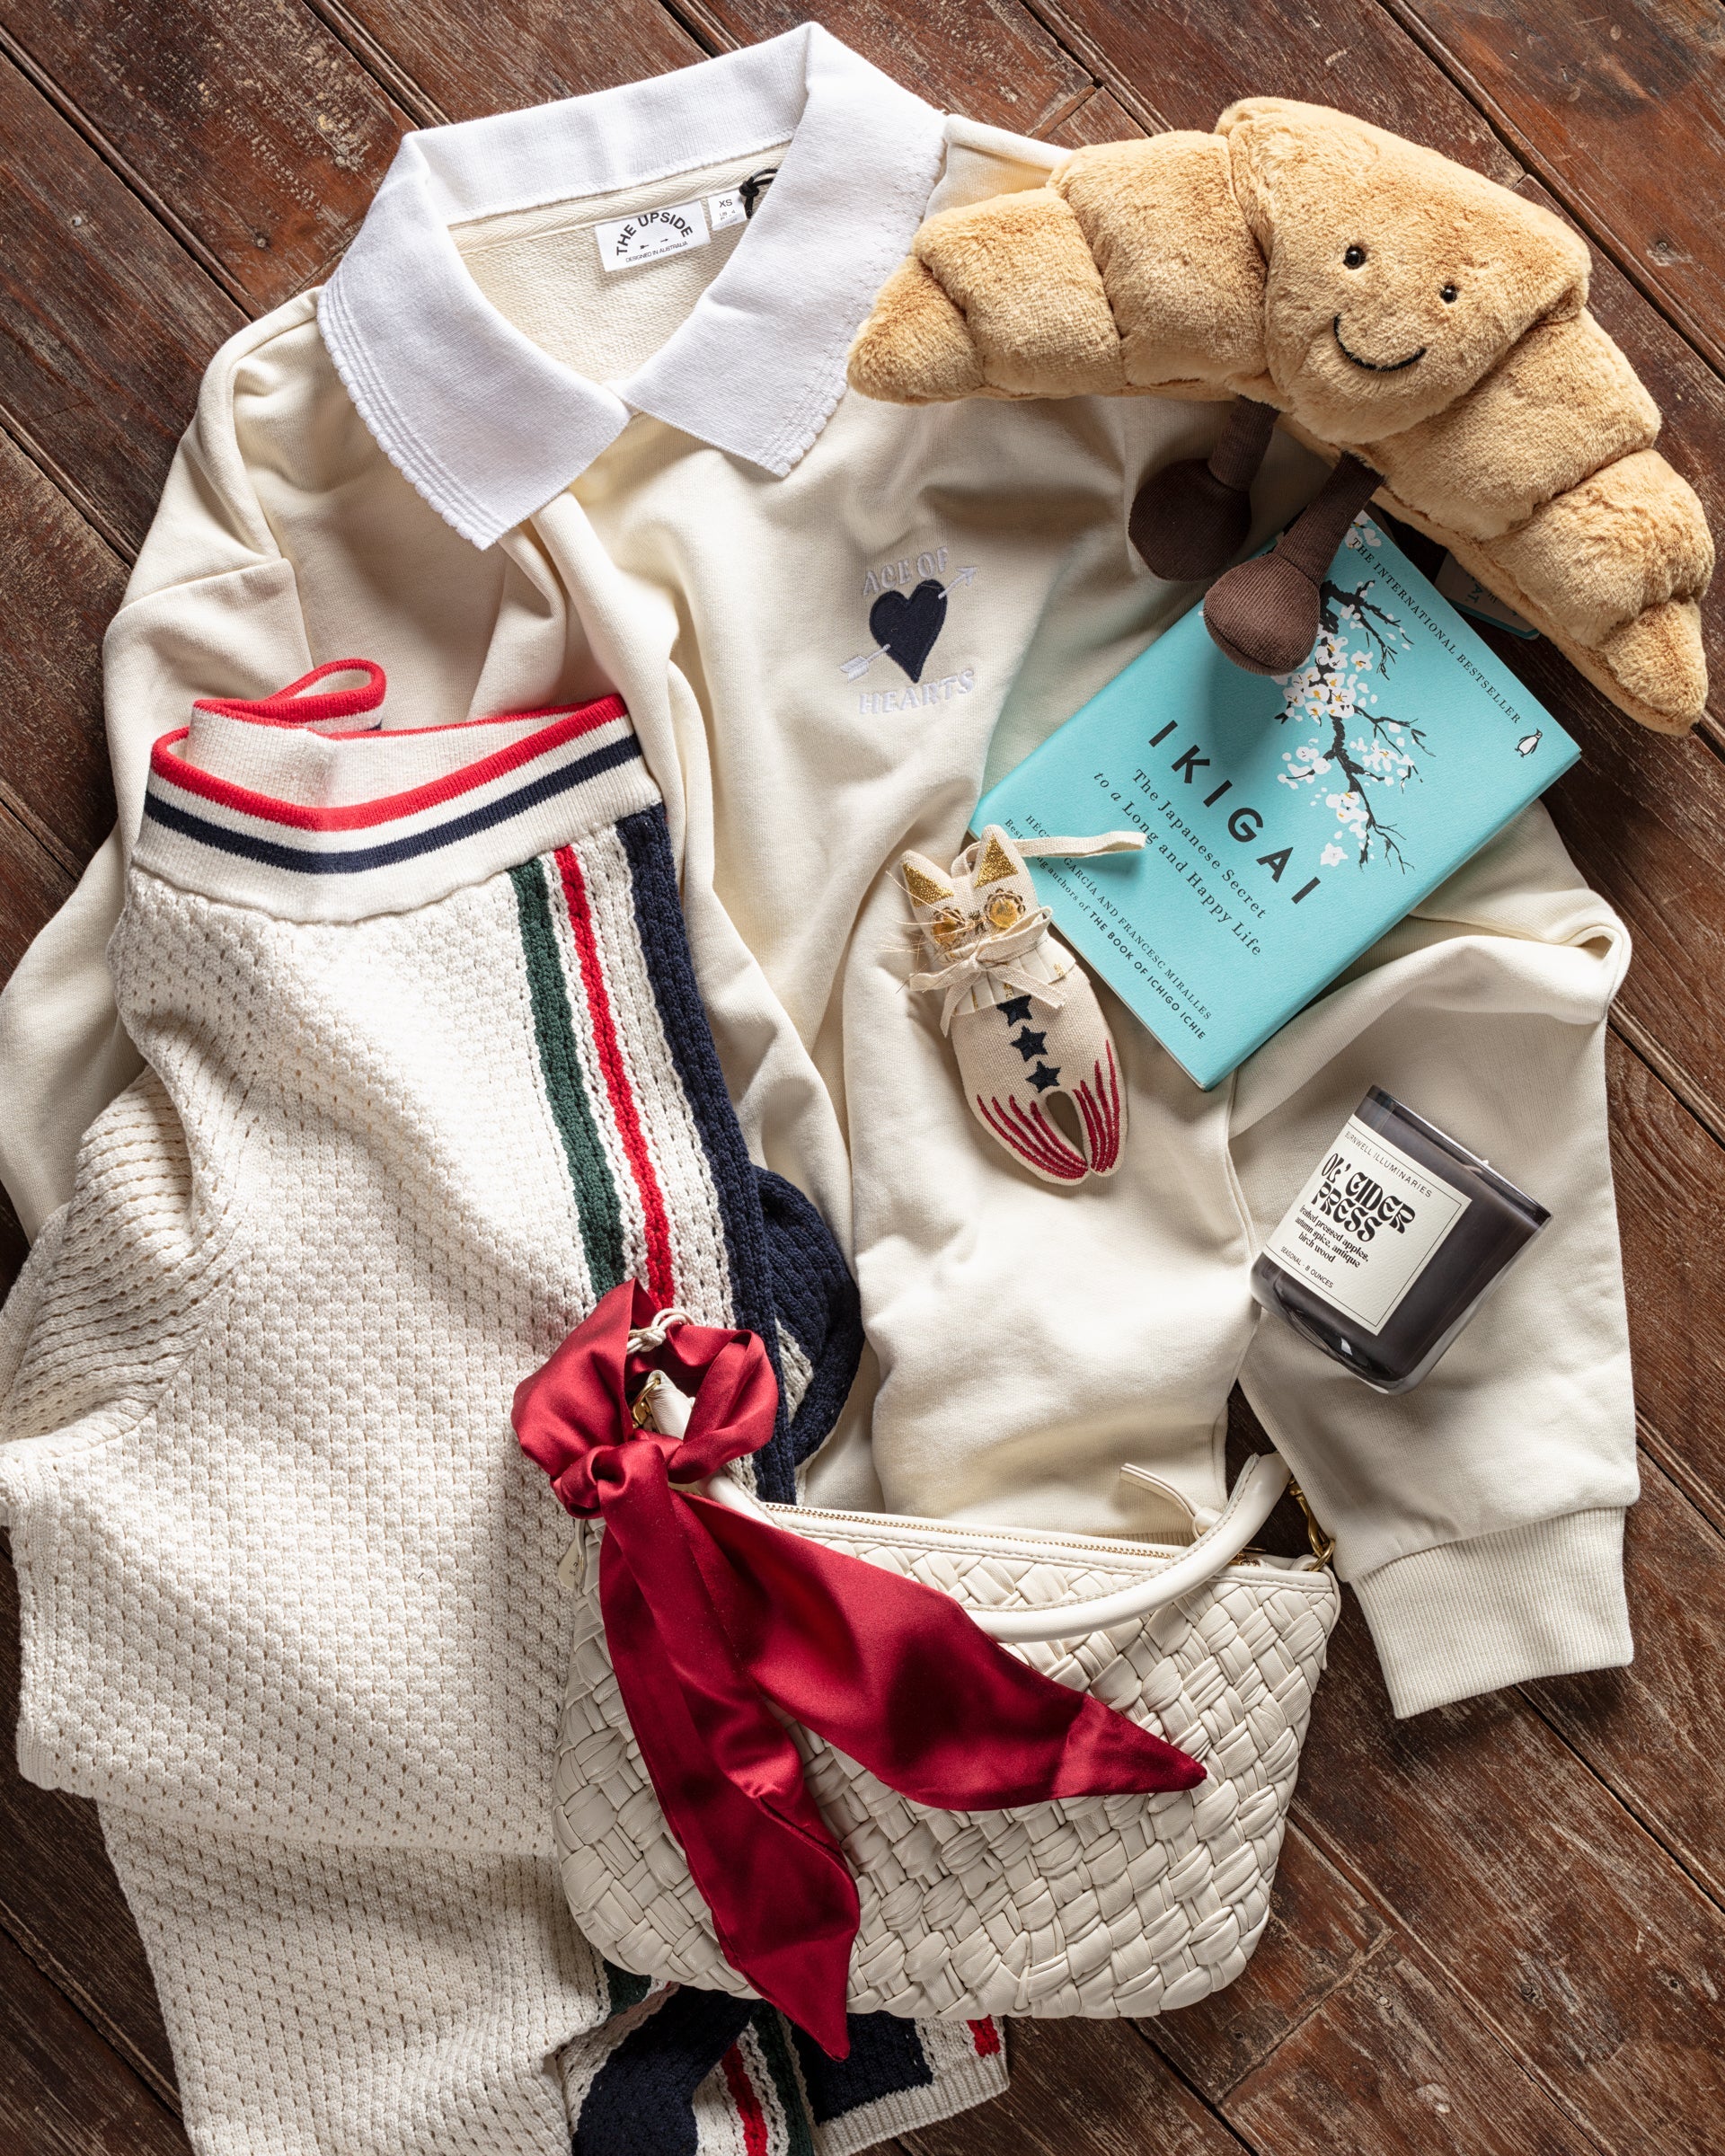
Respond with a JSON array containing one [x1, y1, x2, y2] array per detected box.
[[552, 1401, 1340, 2024]]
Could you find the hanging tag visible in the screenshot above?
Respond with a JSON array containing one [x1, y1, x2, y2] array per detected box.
[[594, 198, 711, 272]]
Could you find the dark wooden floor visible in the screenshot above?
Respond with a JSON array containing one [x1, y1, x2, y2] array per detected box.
[[3, 3, 1724, 2151]]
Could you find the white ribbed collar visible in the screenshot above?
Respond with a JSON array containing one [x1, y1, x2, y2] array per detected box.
[[318, 25, 947, 550]]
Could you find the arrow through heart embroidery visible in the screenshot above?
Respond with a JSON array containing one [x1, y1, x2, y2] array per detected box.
[[841, 562, 977, 683]]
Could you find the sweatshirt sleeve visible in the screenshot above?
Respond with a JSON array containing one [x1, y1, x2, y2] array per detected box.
[[0, 303, 316, 1239], [1230, 802, 1637, 1718]]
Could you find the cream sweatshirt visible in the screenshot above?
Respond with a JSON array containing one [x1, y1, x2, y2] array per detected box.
[[0, 25, 1636, 1719]]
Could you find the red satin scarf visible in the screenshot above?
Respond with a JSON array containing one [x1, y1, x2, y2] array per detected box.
[[514, 1282, 1203, 2057]]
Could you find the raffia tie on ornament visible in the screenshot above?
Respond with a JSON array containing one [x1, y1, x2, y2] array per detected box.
[[909, 909, 1070, 1034]]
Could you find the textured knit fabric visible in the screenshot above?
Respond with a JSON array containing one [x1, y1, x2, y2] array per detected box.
[[0, 29, 1634, 1725], [0, 676, 992, 2154]]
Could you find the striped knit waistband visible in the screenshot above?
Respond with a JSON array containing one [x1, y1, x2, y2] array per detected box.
[[134, 659, 662, 922]]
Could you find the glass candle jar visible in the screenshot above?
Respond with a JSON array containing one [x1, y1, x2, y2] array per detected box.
[[1250, 1088, 1550, 1393]]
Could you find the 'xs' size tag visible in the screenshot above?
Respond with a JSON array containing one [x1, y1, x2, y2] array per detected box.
[[594, 199, 710, 272]]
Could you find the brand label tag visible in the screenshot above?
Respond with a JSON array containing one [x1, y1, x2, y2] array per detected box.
[[594, 198, 710, 272], [1262, 1115, 1469, 1335]]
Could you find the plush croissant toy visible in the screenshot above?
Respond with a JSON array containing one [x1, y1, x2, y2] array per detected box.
[[849, 98, 1712, 735]]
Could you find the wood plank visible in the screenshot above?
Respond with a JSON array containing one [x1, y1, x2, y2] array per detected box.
[[0, 57, 242, 551], [1526, 1450, 1725, 1911], [318, 0, 700, 124], [1379, 0, 1725, 376], [687, 1, 1094, 137], [1291, 1595, 1725, 2152], [0, 0, 407, 309], [0, 811, 74, 985], [0, 426, 123, 871], [1605, 1030, 1725, 1524], [0, 1922, 188, 2156], [1043, 88, 1144, 149], [1225, 1934, 1607, 2156], [0, 1550, 179, 2107], [900, 2016, 1243, 2156], [1146, 1824, 1391, 2100]]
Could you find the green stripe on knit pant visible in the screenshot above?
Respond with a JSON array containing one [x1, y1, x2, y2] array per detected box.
[[752, 2010, 818, 2156], [509, 858, 626, 1293]]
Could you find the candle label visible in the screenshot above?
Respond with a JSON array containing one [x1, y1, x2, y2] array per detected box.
[[1262, 1115, 1470, 1335]]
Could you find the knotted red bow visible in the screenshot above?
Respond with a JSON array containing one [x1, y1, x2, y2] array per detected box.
[[514, 1282, 1203, 2058]]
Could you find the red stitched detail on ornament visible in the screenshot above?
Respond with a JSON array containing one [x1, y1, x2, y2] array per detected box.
[[969, 2018, 1003, 2058], [977, 1093, 1086, 1180], [1075, 1042, 1122, 1172]]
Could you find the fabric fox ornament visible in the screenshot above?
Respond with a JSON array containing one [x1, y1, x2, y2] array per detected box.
[[901, 826, 1139, 1185]]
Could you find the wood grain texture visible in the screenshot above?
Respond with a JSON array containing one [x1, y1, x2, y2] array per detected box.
[[0, 425, 124, 872], [0, 0, 408, 307], [0, 1549, 180, 2108], [1146, 1825, 1391, 2100], [689, 0, 1094, 136], [1526, 1450, 1725, 1911], [1224, 1935, 1598, 2156], [317, 0, 702, 126], [0, 1922, 188, 2156], [1042, 87, 1143, 148], [0, 55, 241, 551], [1292, 1599, 1725, 2154], [1379, 0, 1725, 375], [901, 2015, 1242, 2156], [1606, 1030, 1725, 1519]]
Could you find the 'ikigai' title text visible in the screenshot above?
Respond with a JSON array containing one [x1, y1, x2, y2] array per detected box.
[[1138, 718, 1322, 907]]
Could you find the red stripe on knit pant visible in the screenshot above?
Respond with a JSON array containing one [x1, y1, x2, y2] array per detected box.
[[721, 2042, 772, 2156], [555, 844, 677, 1308]]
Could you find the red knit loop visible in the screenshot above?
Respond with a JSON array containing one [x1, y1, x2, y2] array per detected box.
[[193, 658, 387, 728], [514, 1282, 1205, 2058]]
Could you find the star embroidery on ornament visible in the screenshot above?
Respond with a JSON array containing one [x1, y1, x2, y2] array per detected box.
[[1010, 1027, 1048, 1062], [999, 994, 1035, 1027], [1027, 1063, 1062, 1092]]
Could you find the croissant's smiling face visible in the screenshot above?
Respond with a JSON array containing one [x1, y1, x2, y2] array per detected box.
[[1220, 100, 1592, 444]]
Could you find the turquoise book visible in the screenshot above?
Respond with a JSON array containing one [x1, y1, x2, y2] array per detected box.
[[975, 517, 1578, 1090]]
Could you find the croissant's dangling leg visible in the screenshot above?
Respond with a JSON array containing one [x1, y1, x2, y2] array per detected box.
[[1202, 453, 1383, 677], [1128, 399, 1279, 582]]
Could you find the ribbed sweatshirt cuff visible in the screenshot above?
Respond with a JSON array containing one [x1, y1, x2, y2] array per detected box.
[[1352, 1507, 1632, 1719]]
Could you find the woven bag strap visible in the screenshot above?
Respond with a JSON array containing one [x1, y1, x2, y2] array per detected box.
[[699, 1446, 1296, 1646]]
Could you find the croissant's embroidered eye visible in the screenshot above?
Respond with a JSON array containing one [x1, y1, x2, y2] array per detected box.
[[928, 906, 966, 948], [1343, 244, 1367, 269], [1440, 282, 1458, 303], [984, 890, 1024, 932]]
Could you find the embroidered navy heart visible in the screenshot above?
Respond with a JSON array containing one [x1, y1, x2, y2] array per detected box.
[[870, 579, 948, 684]]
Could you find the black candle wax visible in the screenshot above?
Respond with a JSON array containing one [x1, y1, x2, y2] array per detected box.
[[1250, 1088, 1550, 1393]]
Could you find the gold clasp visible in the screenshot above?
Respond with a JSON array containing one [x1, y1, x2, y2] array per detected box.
[[1289, 1480, 1336, 1568], [629, 1369, 668, 1431]]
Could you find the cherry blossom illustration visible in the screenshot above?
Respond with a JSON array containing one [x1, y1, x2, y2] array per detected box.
[[1272, 516, 1429, 873]]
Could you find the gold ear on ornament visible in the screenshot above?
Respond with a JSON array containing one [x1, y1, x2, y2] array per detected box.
[[903, 860, 954, 906], [973, 831, 1021, 887]]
